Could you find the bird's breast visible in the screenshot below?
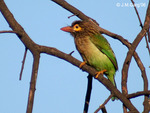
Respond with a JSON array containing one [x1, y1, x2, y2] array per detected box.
[[74, 36, 92, 54], [74, 36, 113, 71], [74, 36, 106, 61]]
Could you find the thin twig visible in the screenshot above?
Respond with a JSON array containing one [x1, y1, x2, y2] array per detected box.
[[131, 0, 143, 27], [84, 74, 93, 113], [94, 94, 113, 113], [148, 24, 150, 42], [19, 48, 28, 80], [68, 14, 78, 19], [0, 30, 17, 34], [144, 34, 150, 55], [69, 51, 74, 55], [51, 0, 89, 21]]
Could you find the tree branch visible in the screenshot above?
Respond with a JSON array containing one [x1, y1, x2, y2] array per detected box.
[[19, 48, 28, 80], [0, 30, 17, 34], [94, 94, 113, 113], [26, 53, 40, 113], [101, 106, 107, 113], [130, 2, 150, 111], [131, 0, 150, 54], [0, 1, 42, 113], [122, 2, 150, 112], [127, 91, 150, 99], [84, 75, 93, 113], [130, 0, 143, 27]]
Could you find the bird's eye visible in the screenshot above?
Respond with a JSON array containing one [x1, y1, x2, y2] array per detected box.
[[75, 25, 79, 29], [73, 24, 82, 31]]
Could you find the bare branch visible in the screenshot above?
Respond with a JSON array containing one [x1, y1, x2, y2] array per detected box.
[[122, 2, 150, 112], [127, 91, 150, 99], [19, 48, 28, 80], [26, 53, 40, 113], [101, 106, 107, 113], [94, 94, 113, 113], [131, 0, 143, 27], [131, 0, 150, 54], [84, 75, 93, 113], [68, 51, 74, 55], [0, 30, 17, 34]]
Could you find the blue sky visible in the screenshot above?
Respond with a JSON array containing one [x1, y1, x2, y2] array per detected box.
[[0, 0, 149, 113]]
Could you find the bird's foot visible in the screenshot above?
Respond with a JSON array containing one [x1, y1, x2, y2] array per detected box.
[[95, 69, 107, 78], [79, 61, 86, 68]]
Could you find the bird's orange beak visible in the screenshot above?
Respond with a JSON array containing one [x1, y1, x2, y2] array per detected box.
[[60, 26, 74, 32]]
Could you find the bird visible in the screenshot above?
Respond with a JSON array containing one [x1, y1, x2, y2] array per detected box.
[[61, 20, 118, 100]]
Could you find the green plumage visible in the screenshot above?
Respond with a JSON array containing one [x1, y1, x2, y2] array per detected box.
[[61, 20, 118, 100], [75, 33, 117, 86]]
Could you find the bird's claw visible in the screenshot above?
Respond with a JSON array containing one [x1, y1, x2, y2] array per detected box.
[[79, 61, 86, 68], [95, 69, 107, 78]]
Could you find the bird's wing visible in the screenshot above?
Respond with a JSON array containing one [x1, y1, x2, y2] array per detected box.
[[89, 34, 118, 70]]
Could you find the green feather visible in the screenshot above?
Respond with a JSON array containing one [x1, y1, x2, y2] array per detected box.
[[89, 33, 118, 101], [89, 34, 118, 70]]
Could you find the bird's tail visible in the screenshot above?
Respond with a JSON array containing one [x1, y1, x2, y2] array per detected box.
[[107, 75, 118, 101], [111, 96, 118, 101]]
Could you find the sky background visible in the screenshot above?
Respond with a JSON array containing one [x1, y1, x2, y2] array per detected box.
[[0, 0, 149, 113]]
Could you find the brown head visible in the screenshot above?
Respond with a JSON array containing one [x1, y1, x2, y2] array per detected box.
[[60, 20, 99, 38]]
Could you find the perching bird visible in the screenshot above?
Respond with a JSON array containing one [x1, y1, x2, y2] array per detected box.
[[61, 20, 118, 100]]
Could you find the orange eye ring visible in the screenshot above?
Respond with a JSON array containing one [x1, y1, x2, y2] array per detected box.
[[73, 24, 82, 31]]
